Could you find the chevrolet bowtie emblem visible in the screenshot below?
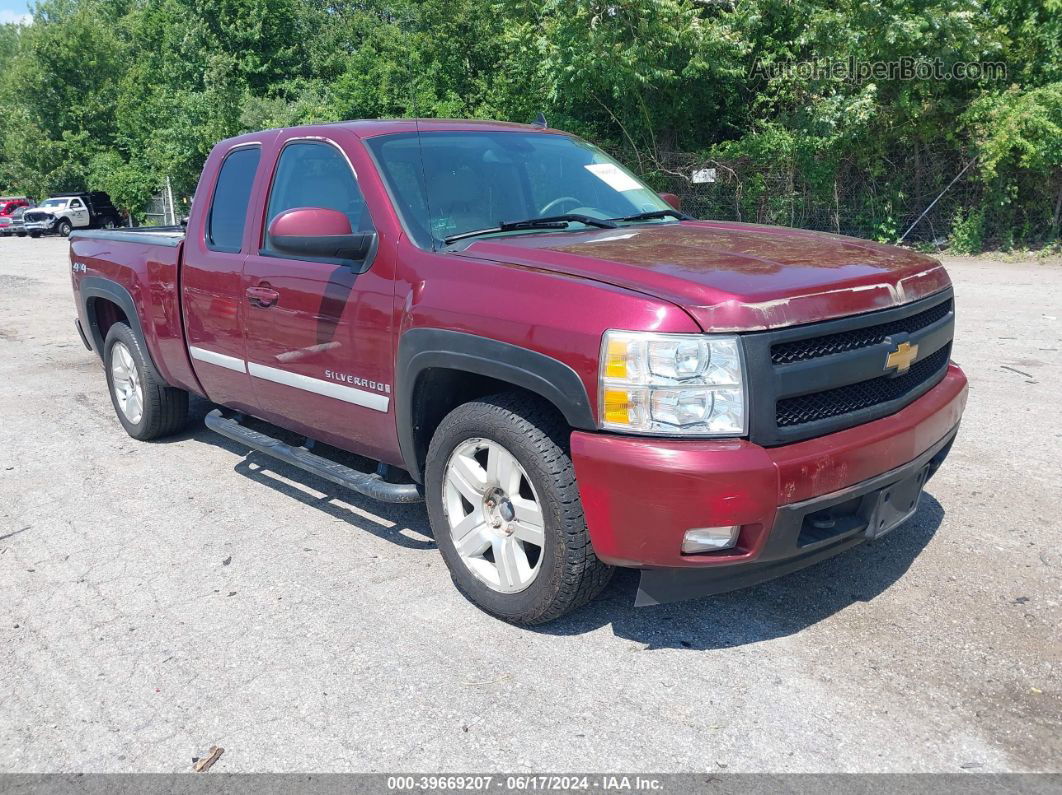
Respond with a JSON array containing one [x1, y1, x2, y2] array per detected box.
[[885, 341, 919, 374]]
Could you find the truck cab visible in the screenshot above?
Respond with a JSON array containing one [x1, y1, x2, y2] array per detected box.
[[68, 120, 967, 624]]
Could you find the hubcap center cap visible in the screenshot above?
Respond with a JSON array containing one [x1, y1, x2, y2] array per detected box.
[[484, 488, 516, 533]]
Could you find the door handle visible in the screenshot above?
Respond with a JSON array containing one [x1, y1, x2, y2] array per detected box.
[[246, 286, 280, 308]]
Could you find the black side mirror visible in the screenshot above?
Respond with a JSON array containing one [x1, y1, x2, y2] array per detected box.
[[265, 207, 377, 270], [270, 231, 376, 262]]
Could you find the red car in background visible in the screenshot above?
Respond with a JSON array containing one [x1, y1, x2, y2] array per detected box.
[[0, 197, 31, 217], [0, 207, 31, 237]]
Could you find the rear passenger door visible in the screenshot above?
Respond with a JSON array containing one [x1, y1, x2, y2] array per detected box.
[[181, 142, 267, 413], [240, 135, 398, 461]]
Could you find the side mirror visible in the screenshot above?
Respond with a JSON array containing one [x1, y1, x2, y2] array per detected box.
[[659, 192, 682, 211], [266, 207, 376, 268]]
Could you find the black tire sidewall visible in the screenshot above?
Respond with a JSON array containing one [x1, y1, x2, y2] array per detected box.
[[426, 402, 578, 622], [58, 220, 72, 237]]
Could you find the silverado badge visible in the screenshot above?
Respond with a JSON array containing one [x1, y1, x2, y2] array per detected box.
[[885, 341, 919, 374]]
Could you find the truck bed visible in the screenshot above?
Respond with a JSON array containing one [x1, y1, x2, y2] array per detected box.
[[69, 224, 199, 397], [70, 226, 185, 247]]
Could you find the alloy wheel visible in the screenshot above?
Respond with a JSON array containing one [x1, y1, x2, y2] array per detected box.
[[442, 438, 546, 593], [110, 342, 144, 424]]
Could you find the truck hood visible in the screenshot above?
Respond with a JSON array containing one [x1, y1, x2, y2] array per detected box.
[[457, 220, 951, 331]]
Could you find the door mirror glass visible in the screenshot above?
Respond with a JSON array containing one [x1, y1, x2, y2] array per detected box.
[[266, 207, 376, 267]]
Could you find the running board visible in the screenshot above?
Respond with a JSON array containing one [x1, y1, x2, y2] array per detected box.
[[205, 409, 423, 504]]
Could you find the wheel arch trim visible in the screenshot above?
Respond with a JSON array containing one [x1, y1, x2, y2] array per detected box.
[[396, 328, 596, 483], [80, 277, 160, 375]]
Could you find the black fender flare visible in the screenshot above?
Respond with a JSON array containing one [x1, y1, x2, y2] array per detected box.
[[396, 328, 596, 482], [80, 277, 159, 372]]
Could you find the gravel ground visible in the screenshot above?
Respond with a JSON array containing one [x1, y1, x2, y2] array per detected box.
[[0, 235, 1059, 774]]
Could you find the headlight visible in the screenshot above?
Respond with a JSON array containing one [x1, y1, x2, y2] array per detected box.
[[599, 330, 747, 436]]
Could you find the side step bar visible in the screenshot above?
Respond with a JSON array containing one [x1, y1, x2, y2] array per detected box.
[[205, 409, 423, 504]]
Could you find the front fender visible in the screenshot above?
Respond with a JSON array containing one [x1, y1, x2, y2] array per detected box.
[[395, 329, 596, 482]]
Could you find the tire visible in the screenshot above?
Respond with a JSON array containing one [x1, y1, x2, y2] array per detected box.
[[103, 323, 188, 440], [57, 219, 72, 237], [98, 216, 117, 230], [29, 232, 40, 239], [425, 392, 613, 624]]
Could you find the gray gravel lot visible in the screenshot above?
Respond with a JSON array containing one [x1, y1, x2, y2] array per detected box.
[[0, 235, 1059, 773]]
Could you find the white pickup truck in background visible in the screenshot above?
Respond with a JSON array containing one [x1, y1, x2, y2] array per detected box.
[[23, 191, 120, 238]]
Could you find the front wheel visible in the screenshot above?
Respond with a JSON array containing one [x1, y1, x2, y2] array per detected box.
[[425, 393, 613, 624], [57, 219, 72, 237], [104, 323, 189, 440]]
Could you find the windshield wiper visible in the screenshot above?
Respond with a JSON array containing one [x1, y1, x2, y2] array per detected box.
[[443, 214, 617, 245], [608, 209, 690, 222]]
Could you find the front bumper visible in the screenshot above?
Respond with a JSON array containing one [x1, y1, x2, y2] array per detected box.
[[22, 220, 56, 233], [570, 363, 968, 604]]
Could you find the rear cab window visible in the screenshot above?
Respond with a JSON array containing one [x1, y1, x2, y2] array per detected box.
[[207, 146, 261, 252]]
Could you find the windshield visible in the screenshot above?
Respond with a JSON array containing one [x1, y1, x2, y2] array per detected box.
[[40, 199, 67, 209], [366, 131, 673, 248]]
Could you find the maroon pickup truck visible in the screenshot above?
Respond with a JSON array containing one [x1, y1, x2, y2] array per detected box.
[[69, 119, 968, 624]]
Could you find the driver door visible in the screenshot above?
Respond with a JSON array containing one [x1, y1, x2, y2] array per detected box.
[[68, 198, 90, 228], [240, 135, 397, 462]]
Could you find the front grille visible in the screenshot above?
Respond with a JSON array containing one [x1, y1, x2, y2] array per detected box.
[[771, 299, 952, 364], [23, 212, 50, 223], [776, 344, 951, 428]]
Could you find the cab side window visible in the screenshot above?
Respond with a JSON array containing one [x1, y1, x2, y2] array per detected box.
[[265, 141, 373, 241], [70, 199, 83, 208], [207, 146, 261, 253]]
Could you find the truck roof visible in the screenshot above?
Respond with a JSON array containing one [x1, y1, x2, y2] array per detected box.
[[216, 118, 566, 149], [342, 118, 559, 136]]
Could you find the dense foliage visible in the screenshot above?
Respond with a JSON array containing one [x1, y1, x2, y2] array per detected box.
[[0, 0, 1059, 249]]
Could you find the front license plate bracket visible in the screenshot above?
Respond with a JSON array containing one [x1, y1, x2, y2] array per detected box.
[[866, 465, 930, 539]]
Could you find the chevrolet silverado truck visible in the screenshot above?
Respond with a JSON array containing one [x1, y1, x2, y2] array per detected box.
[[69, 120, 968, 624]]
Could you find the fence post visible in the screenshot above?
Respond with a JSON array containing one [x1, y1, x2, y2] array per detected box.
[[165, 176, 176, 226]]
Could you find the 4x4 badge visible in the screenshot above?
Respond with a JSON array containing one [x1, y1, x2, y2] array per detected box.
[[885, 341, 919, 374]]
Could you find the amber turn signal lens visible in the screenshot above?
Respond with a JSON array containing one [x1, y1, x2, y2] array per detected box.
[[604, 339, 629, 380], [602, 388, 632, 425]]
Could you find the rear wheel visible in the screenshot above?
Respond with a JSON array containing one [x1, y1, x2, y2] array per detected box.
[[57, 219, 72, 237], [104, 323, 188, 440], [99, 216, 118, 230], [425, 393, 613, 624]]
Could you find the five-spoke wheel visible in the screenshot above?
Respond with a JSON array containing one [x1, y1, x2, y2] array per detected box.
[[443, 438, 546, 593], [109, 341, 144, 425], [426, 393, 613, 624], [103, 322, 188, 440]]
